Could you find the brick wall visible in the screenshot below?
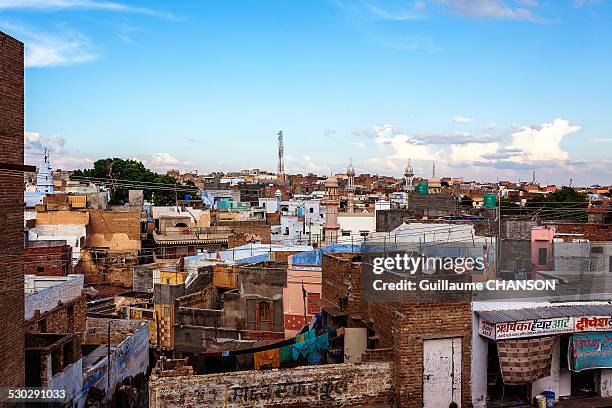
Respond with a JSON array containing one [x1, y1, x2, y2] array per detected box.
[[219, 221, 272, 244], [24, 244, 72, 276], [150, 362, 393, 407], [393, 303, 472, 407], [76, 248, 135, 294], [321, 253, 355, 307], [0, 30, 25, 389], [555, 223, 612, 242], [86, 209, 141, 250], [26, 295, 86, 334], [321, 253, 473, 407]]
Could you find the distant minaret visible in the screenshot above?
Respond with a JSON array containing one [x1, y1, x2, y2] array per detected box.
[[532, 170, 536, 184], [322, 177, 340, 244], [275, 189, 282, 212], [404, 159, 414, 192], [432, 162, 436, 178], [277, 130, 285, 181], [37, 148, 54, 194], [346, 159, 356, 214]]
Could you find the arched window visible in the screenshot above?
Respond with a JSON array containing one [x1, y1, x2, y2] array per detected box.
[[175, 222, 188, 228]]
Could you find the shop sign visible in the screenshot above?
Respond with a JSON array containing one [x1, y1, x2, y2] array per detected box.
[[574, 316, 612, 332], [495, 317, 573, 340], [478, 319, 495, 339], [570, 332, 612, 372]]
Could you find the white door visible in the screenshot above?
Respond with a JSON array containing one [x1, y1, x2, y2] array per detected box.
[[344, 327, 368, 363], [423, 337, 462, 408]]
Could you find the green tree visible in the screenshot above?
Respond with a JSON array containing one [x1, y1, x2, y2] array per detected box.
[[525, 186, 588, 221], [72, 158, 197, 206], [459, 195, 473, 208]]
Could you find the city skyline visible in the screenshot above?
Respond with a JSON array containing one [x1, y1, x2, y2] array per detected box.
[[1, 0, 611, 185]]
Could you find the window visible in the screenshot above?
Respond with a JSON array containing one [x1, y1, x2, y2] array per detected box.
[[37, 266, 44, 273], [38, 319, 47, 333], [258, 302, 271, 322], [309, 208, 314, 213], [538, 248, 548, 266], [609, 256, 612, 274], [591, 246, 604, 254], [341, 230, 351, 237]]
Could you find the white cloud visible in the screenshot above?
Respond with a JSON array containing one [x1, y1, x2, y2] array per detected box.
[[574, 0, 603, 7], [142, 152, 195, 173], [429, 0, 541, 21], [506, 118, 579, 162], [25, 131, 67, 155], [450, 142, 500, 163], [0, 22, 98, 67], [0, 0, 176, 19], [150, 152, 179, 166], [24, 130, 94, 170], [452, 115, 474, 124], [303, 155, 331, 174], [373, 124, 442, 161]]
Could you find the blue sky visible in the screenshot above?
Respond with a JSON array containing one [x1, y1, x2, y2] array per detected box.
[[1, 0, 611, 185]]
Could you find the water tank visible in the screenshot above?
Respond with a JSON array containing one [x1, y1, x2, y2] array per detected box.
[[416, 182, 429, 195], [483, 193, 497, 208]]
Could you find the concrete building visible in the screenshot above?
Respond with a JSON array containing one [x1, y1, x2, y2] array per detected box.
[[337, 212, 376, 244], [80, 318, 149, 406], [28, 208, 89, 264], [473, 300, 612, 407]]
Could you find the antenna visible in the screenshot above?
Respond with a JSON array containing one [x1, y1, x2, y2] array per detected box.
[[277, 130, 284, 175], [44, 147, 49, 163]]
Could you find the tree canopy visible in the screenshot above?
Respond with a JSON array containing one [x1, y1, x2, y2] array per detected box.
[[72, 158, 197, 205]]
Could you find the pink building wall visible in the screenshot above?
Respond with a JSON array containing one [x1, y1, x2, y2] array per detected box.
[[283, 256, 322, 337], [531, 226, 555, 276]]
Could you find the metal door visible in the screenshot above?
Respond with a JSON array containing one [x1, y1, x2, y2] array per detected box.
[[423, 337, 462, 408]]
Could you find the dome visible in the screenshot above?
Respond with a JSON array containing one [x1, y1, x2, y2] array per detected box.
[[324, 176, 339, 188], [346, 162, 355, 177], [404, 161, 414, 178]]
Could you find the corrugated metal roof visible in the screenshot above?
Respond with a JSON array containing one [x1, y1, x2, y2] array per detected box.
[[476, 304, 612, 323]]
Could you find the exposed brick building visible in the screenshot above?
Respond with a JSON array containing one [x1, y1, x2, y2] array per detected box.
[[0, 30, 26, 389], [321, 252, 474, 408], [24, 275, 87, 335], [24, 240, 72, 276]]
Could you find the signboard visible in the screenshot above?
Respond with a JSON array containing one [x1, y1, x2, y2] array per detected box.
[[495, 317, 573, 340], [569, 332, 612, 372], [478, 319, 495, 340], [479, 315, 612, 340], [574, 316, 612, 332]]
